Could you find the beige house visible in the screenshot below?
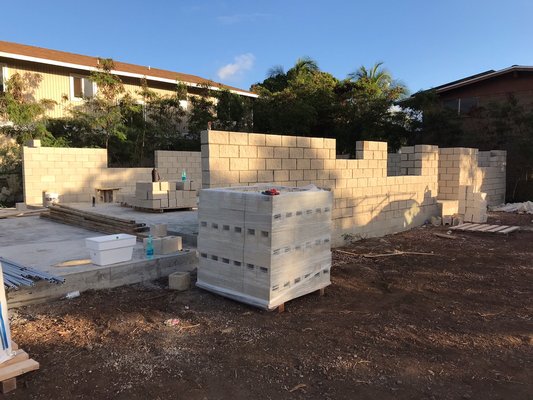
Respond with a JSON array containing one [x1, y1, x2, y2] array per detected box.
[[0, 40, 257, 120]]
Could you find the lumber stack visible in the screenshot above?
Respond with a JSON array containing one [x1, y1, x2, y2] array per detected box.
[[41, 204, 149, 237], [0, 341, 39, 394]]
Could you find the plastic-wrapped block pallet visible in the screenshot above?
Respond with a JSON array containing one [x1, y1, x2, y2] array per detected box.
[[197, 185, 332, 310]]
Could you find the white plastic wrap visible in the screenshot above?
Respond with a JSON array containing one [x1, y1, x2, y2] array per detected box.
[[197, 185, 332, 310]]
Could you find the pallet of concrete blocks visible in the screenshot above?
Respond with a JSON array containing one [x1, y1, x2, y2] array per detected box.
[[134, 181, 198, 210], [196, 184, 333, 310]]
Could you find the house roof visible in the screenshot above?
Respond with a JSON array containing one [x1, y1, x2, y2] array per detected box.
[[433, 65, 533, 94], [0, 40, 257, 98]]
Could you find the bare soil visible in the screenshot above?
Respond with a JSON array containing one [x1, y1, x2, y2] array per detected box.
[[7, 212, 533, 400]]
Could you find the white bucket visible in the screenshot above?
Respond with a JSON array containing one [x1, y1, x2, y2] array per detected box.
[[43, 192, 59, 207]]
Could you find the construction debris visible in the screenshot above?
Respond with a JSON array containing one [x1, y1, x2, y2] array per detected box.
[[491, 201, 533, 214], [41, 204, 149, 237], [0, 258, 64, 290]]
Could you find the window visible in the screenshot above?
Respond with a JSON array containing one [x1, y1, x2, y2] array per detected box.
[[0, 65, 7, 92], [442, 97, 479, 115], [70, 75, 95, 100], [459, 97, 478, 115]]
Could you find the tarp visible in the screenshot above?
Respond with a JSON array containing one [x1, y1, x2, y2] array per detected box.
[[491, 201, 533, 214]]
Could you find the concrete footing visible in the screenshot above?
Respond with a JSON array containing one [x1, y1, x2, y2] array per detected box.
[[7, 251, 198, 308]]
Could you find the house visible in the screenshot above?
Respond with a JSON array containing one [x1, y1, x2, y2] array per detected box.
[[433, 65, 533, 114], [0, 40, 257, 120]]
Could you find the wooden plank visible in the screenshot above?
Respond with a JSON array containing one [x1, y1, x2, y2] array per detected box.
[[0, 359, 39, 381], [1, 377, 16, 394], [497, 226, 520, 234], [460, 224, 483, 231], [450, 223, 474, 230], [475, 224, 501, 232], [485, 225, 510, 232], [0, 350, 28, 367], [10, 342, 18, 351]]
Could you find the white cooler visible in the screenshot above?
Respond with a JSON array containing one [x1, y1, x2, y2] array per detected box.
[[85, 234, 137, 266]]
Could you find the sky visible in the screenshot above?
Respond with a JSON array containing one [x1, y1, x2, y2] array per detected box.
[[3, 0, 533, 94]]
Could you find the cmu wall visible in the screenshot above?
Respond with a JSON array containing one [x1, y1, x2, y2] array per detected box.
[[201, 130, 440, 246], [478, 150, 506, 205], [22, 145, 201, 205], [437, 148, 506, 206]]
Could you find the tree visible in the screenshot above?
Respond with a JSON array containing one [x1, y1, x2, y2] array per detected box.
[[336, 62, 408, 153], [0, 72, 57, 145], [187, 83, 215, 138], [213, 89, 253, 132], [68, 58, 130, 149], [252, 57, 338, 137]]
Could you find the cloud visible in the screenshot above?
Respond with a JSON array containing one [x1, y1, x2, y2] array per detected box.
[[217, 53, 255, 80], [217, 13, 271, 25]]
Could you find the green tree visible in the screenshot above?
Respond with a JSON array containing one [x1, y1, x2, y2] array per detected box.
[[68, 58, 130, 149], [214, 89, 253, 132], [0, 72, 57, 145], [336, 62, 408, 153], [252, 57, 338, 137], [187, 83, 215, 138]]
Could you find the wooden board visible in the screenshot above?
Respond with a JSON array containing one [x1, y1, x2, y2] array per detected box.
[[450, 223, 519, 234], [0, 358, 39, 381]]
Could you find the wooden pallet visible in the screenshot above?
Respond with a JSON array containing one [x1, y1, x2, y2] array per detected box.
[[0, 342, 39, 394], [277, 287, 325, 313], [450, 223, 520, 234]]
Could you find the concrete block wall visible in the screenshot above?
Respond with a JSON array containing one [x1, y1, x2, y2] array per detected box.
[[201, 130, 440, 246], [154, 150, 202, 183], [478, 150, 506, 206], [438, 148, 506, 207], [22, 145, 202, 206], [387, 153, 401, 176]]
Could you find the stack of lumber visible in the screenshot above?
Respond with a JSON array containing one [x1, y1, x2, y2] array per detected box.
[[41, 204, 149, 236], [0, 341, 39, 394]]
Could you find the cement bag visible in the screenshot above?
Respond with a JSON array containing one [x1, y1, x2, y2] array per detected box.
[[0, 263, 13, 363]]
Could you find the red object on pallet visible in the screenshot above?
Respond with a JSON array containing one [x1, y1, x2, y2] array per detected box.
[[261, 188, 280, 196]]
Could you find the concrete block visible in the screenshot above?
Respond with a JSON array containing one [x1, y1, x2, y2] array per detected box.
[[150, 224, 168, 237], [168, 271, 191, 291], [143, 237, 163, 254], [162, 236, 183, 254]]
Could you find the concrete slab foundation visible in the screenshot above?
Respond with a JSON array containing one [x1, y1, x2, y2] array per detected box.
[[1, 215, 198, 307]]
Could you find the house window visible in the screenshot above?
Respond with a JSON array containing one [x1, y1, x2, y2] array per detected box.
[[0, 65, 7, 92], [70, 75, 95, 100], [459, 97, 478, 114]]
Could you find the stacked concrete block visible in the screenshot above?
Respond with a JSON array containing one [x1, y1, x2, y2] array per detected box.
[[143, 235, 183, 255], [133, 180, 197, 210], [478, 150, 506, 206], [197, 185, 333, 310], [464, 187, 488, 223]]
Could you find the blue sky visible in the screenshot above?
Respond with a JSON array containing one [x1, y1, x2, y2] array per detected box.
[[3, 0, 533, 94]]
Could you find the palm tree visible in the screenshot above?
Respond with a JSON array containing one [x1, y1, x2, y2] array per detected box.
[[287, 57, 319, 80], [266, 65, 285, 78], [348, 62, 406, 100]]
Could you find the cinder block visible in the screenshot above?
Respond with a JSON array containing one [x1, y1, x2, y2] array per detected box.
[[161, 236, 183, 254], [150, 224, 167, 237], [168, 271, 191, 291], [143, 237, 163, 254]]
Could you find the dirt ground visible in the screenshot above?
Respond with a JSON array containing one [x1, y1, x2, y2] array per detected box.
[[7, 212, 533, 400]]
